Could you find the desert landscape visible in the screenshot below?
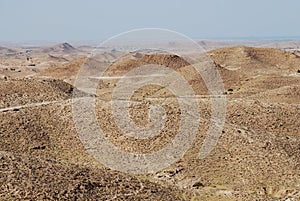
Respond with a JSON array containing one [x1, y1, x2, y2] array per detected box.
[[0, 39, 299, 201]]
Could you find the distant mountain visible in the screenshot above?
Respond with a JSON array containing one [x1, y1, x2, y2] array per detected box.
[[40, 43, 77, 54], [257, 41, 300, 50], [0, 46, 17, 56]]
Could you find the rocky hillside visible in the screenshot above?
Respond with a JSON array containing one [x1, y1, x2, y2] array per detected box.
[[0, 46, 299, 200]]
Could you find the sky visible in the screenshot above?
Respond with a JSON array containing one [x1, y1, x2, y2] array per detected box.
[[1, 0, 300, 42]]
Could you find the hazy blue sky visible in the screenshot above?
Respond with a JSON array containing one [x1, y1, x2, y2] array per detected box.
[[1, 0, 300, 42]]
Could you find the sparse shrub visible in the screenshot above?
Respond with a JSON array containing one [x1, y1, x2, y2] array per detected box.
[[192, 182, 204, 189]]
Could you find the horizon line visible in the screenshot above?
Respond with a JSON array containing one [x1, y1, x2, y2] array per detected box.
[[1, 36, 300, 47]]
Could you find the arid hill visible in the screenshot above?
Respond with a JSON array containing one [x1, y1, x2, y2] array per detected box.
[[0, 45, 299, 200], [40, 42, 77, 54], [0, 46, 17, 56], [0, 151, 184, 200], [0, 78, 76, 108], [37, 56, 87, 84], [209, 46, 300, 72]]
